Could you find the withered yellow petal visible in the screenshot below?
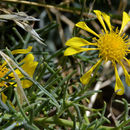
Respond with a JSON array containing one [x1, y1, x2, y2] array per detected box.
[[76, 22, 99, 37], [114, 64, 125, 95], [80, 59, 102, 85], [12, 46, 32, 55], [65, 37, 97, 47], [119, 12, 130, 34], [94, 10, 107, 32]]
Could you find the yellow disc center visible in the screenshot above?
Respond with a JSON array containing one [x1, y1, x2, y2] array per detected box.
[[97, 31, 127, 62]]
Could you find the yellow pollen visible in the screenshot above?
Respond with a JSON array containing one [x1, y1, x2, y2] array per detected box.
[[97, 31, 128, 62]]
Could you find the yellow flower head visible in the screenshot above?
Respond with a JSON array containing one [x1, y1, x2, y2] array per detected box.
[[64, 10, 130, 95], [0, 46, 38, 88], [0, 46, 38, 104]]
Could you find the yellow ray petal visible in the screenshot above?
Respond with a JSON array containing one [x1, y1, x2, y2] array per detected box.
[[20, 55, 38, 88], [127, 50, 130, 53], [102, 12, 112, 31], [12, 46, 32, 55], [120, 62, 130, 86], [22, 79, 33, 88], [124, 57, 130, 66], [1, 92, 15, 108], [1, 92, 7, 103], [114, 64, 125, 95], [22, 61, 38, 78], [64, 47, 98, 56], [76, 22, 99, 37], [80, 59, 102, 84], [19, 54, 38, 78], [94, 10, 107, 32], [9, 54, 38, 88], [21, 53, 34, 70], [65, 37, 97, 47], [119, 12, 130, 34], [9, 66, 23, 78]]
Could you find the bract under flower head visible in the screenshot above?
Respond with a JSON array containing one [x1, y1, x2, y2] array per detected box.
[[64, 10, 130, 95]]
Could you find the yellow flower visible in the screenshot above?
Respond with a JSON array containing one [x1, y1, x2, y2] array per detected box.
[[10, 47, 38, 88], [9, 53, 38, 88], [64, 10, 130, 95], [18, 53, 38, 88], [11, 46, 32, 55], [0, 46, 38, 88], [0, 47, 38, 103]]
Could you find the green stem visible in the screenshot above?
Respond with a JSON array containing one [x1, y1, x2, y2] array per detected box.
[[34, 116, 115, 130], [34, 116, 78, 128], [13, 27, 25, 46], [14, 88, 40, 130], [117, 118, 130, 129], [14, 88, 29, 122]]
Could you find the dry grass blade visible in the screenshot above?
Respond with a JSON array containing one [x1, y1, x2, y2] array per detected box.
[[15, 21, 44, 45], [0, 8, 45, 45], [1, 0, 94, 17], [50, 8, 65, 45], [0, 12, 40, 21]]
